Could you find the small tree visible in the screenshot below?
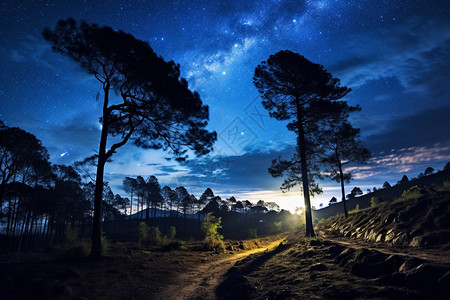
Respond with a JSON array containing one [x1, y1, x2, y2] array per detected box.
[[43, 19, 216, 258], [382, 181, 391, 189], [398, 175, 409, 184], [329, 197, 337, 205], [424, 167, 434, 176], [318, 120, 370, 217], [201, 213, 224, 252], [347, 187, 363, 199]]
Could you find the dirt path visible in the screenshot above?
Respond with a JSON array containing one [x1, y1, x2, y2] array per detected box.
[[155, 239, 284, 300]]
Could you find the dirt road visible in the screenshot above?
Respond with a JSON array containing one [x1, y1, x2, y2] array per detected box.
[[155, 239, 284, 300]]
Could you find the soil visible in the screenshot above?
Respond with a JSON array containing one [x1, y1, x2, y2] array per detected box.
[[2, 231, 449, 300], [2, 190, 450, 299]]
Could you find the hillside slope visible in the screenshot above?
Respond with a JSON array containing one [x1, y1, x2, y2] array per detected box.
[[316, 188, 450, 248], [313, 169, 450, 220]]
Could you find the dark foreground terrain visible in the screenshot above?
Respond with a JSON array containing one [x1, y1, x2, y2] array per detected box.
[[1, 189, 450, 299]]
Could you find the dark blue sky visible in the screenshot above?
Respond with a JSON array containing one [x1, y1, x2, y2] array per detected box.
[[1, 0, 449, 211]]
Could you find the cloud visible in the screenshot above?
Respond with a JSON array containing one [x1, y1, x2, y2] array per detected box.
[[365, 104, 450, 153], [343, 143, 450, 182], [330, 17, 450, 100]]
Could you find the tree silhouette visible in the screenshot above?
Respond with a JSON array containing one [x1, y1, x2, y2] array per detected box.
[[144, 176, 163, 220], [123, 177, 137, 220], [329, 197, 337, 205], [444, 162, 450, 171], [1, 122, 51, 209], [382, 181, 391, 189], [318, 121, 370, 217], [254, 50, 350, 236], [43, 19, 217, 258], [424, 167, 434, 176], [347, 187, 363, 199], [398, 175, 409, 184]]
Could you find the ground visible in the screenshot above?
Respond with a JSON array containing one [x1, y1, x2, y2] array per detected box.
[[1, 229, 449, 299], [2, 190, 450, 299]]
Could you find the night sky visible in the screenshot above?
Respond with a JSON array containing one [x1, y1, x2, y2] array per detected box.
[[1, 0, 450, 211]]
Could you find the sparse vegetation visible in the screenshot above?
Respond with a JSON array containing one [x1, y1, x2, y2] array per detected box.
[[65, 225, 79, 246], [248, 228, 258, 238], [349, 204, 360, 214], [202, 213, 225, 253], [138, 222, 149, 246], [437, 181, 450, 192], [398, 185, 421, 201], [149, 226, 163, 245], [370, 196, 380, 207]]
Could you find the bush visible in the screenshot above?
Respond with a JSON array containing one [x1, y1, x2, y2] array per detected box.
[[201, 213, 225, 253], [349, 204, 360, 214], [399, 185, 421, 201], [65, 225, 79, 246], [71, 240, 91, 257], [138, 222, 149, 246], [149, 226, 163, 246], [370, 197, 380, 208], [101, 233, 109, 254], [437, 181, 450, 192], [167, 226, 176, 241], [248, 228, 258, 238]]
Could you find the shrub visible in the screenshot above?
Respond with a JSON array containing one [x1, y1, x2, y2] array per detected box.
[[370, 197, 380, 208], [101, 233, 109, 254], [273, 221, 282, 233], [437, 181, 450, 192], [349, 204, 360, 214], [138, 222, 149, 246], [67, 240, 90, 257], [149, 226, 163, 246], [399, 185, 421, 201], [167, 226, 176, 241], [65, 225, 79, 246], [201, 213, 225, 253], [248, 228, 258, 238]]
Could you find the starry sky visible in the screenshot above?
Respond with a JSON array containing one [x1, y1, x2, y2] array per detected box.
[[1, 0, 450, 211]]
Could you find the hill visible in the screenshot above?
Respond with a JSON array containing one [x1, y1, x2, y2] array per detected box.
[[313, 169, 450, 220]]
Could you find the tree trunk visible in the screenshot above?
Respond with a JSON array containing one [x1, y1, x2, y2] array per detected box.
[[129, 191, 133, 220], [91, 157, 106, 259], [338, 161, 348, 218], [296, 103, 315, 237], [90, 82, 111, 260]]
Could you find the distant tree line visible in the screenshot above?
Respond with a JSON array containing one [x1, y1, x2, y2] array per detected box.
[[0, 121, 131, 252], [0, 121, 283, 252]]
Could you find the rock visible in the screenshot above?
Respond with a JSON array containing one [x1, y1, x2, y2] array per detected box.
[[309, 239, 322, 246], [399, 258, 424, 274], [309, 263, 327, 271], [438, 271, 450, 294], [403, 263, 442, 288], [384, 255, 406, 271], [409, 236, 423, 247], [375, 272, 405, 286], [361, 251, 386, 265], [392, 233, 408, 246], [375, 233, 384, 242], [350, 262, 371, 277], [326, 245, 345, 258], [299, 249, 316, 258], [353, 248, 372, 262]]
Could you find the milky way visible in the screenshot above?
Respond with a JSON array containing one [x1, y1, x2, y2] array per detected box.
[[1, 0, 450, 210]]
